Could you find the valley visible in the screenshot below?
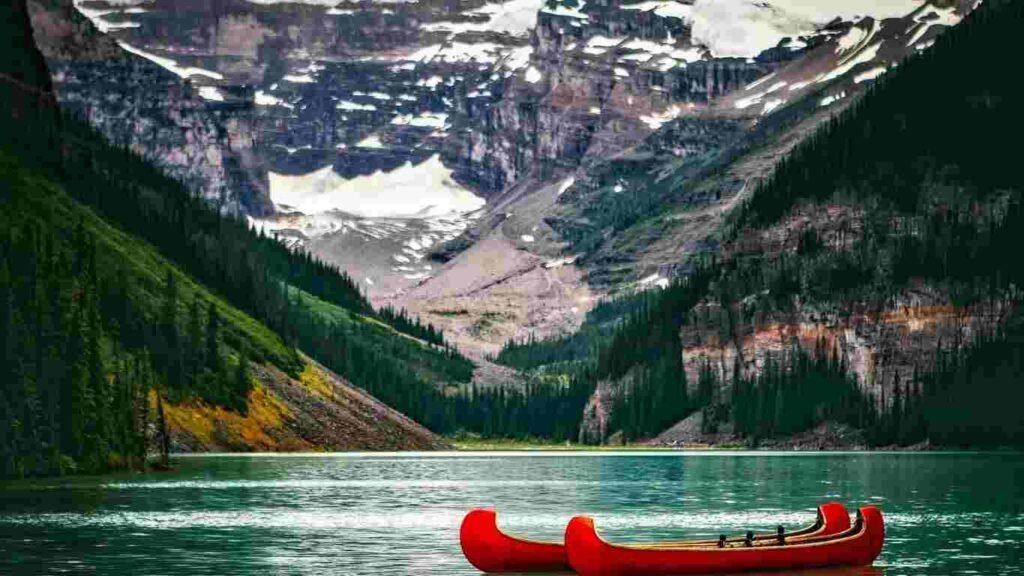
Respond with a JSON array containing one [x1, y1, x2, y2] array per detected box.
[[1, 0, 1021, 478]]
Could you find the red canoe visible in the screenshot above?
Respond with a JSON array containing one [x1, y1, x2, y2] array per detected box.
[[460, 503, 851, 573], [460, 508, 570, 573], [565, 506, 885, 576]]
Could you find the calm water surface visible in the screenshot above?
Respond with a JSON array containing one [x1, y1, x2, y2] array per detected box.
[[0, 452, 1021, 575]]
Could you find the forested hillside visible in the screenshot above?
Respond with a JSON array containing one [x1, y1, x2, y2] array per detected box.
[[494, 0, 1024, 447], [0, 0, 470, 476]]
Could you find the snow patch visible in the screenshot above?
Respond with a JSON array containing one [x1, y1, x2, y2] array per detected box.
[[197, 86, 225, 102], [283, 73, 315, 83], [854, 66, 887, 84], [820, 91, 847, 107], [391, 112, 448, 128], [906, 6, 962, 48], [687, 0, 925, 58], [72, 0, 146, 33], [541, 0, 589, 20], [639, 273, 670, 289], [336, 100, 377, 111], [503, 46, 534, 71], [588, 36, 627, 48], [761, 98, 785, 115], [520, 234, 535, 243], [640, 106, 682, 130], [816, 41, 881, 84], [544, 256, 578, 269], [268, 155, 485, 219], [356, 134, 386, 149], [745, 72, 776, 91], [116, 42, 224, 80], [557, 177, 575, 196], [734, 81, 787, 110], [255, 90, 293, 108], [621, 1, 691, 20], [424, 0, 544, 36], [416, 76, 444, 89], [524, 66, 543, 83]]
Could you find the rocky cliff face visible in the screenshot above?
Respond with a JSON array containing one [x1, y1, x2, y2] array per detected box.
[[58, 0, 549, 295], [443, 1, 775, 195], [563, 0, 985, 443], [26, 0, 271, 214]]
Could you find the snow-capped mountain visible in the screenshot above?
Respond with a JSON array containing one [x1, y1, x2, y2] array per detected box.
[[30, 0, 975, 341]]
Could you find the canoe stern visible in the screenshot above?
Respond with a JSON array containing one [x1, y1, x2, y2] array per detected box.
[[460, 508, 569, 573]]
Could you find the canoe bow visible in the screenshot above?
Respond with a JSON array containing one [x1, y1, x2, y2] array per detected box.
[[459, 508, 571, 573]]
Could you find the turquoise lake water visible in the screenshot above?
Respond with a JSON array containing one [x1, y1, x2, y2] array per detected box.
[[0, 452, 1021, 574]]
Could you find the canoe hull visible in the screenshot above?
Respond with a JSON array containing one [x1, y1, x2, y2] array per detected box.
[[566, 507, 885, 576], [460, 508, 570, 573]]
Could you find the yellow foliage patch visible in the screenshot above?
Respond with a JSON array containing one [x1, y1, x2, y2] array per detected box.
[[152, 381, 312, 452], [298, 364, 335, 400]]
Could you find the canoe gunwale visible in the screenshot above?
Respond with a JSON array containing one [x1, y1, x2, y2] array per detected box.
[[634, 501, 849, 549], [578, 507, 875, 553]]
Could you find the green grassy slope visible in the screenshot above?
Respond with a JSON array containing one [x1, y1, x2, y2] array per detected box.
[[0, 0, 477, 476]]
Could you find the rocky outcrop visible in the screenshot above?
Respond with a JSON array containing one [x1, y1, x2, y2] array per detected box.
[[443, 1, 775, 194], [26, 0, 271, 214], [162, 357, 449, 452]]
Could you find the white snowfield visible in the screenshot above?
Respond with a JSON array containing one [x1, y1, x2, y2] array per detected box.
[[269, 155, 485, 219], [423, 0, 545, 36], [685, 0, 928, 58]]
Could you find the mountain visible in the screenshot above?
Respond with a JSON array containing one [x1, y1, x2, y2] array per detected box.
[[34, 1, 976, 354], [26, 0, 272, 215], [495, 0, 1023, 448], [1, 0, 465, 477], [33, 0, 543, 297], [385, 0, 977, 360], [13, 0, 1018, 452]]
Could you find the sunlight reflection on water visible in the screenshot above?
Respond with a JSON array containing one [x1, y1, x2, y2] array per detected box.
[[0, 452, 1021, 575]]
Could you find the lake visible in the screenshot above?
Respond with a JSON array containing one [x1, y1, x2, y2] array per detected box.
[[1, 452, 1021, 574]]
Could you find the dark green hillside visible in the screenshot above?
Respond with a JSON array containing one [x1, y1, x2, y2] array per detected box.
[[499, 0, 1024, 446], [0, 0, 479, 476], [0, 149, 299, 475]]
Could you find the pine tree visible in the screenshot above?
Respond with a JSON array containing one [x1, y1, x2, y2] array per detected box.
[[160, 271, 183, 390], [155, 393, 170, 470], [204, 301, 220, 373], [186, 296, 203, 384], [233, 353, 250, 415]]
